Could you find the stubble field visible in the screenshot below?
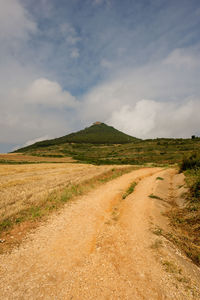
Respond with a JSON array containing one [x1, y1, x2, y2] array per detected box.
[[0, 163, 125, 223]]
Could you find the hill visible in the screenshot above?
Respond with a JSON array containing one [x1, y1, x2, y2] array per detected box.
[[15, 122, 139, 152], [12, 122, 200, 166]]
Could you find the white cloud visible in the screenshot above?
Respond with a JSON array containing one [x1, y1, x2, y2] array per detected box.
[[107, 99, 200, 138], [12, 135, 52, 152], [0, 0, 40, 92], [0, 78, 78, 144], [163, 48, 200, 68], [23, 135, 52, 147], [107, 100, 159, 138], [80, 48, 200, 138], [0, 0, 37, 42], [0, 0, 200, 152], [24, 78, 78, 108], [0, 1, 79, 148]]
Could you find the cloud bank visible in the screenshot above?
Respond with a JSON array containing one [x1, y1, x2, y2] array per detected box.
[[0, 0, 200, 152], [107, 99, 200, 139], [80, 50, 200, 138]]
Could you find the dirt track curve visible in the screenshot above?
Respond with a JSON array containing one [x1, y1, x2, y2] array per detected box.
[[0, 167, 200, 299]]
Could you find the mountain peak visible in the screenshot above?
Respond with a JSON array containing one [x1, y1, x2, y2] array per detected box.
[[15, 122, 140, 152], [93, 121, 102, 125]]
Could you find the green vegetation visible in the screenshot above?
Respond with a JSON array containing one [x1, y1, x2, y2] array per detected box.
[[10, 123, 200, 166], [122, 181, 137, 199], [152, 227, 163, 236], [0, 159, 60, 165], [179, 152, 200, 172], [150, 239, 163, 249], [149, 194, 163, 200], [13, 136, 200, 166], [156, 176, 164, 180], [15, 123, 139, 152], [165, 153, 200, 266], [111, 207, 120, 221], [161, 260, 182, 274], [0, 160, 36, 164]]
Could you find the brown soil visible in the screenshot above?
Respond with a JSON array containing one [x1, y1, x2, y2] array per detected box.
[[0, 168, 199, 299]]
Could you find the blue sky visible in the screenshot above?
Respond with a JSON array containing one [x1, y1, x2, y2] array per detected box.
[[0, 0, 200, 152]]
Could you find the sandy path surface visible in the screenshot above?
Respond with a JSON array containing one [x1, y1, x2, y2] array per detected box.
[[0, 167, 200, 299]]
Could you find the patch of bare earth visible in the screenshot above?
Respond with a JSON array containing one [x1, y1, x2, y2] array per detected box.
[[0, 168, 200, 299]]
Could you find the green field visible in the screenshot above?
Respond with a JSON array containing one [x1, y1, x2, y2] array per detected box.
[[15, 138, 200, 166]]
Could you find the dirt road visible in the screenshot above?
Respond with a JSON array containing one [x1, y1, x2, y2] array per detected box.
[[0, 167, 200, 299]]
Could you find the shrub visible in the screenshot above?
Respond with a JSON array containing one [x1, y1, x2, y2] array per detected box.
[[189, 169, 200, 199], [179, 152, 200, 172]]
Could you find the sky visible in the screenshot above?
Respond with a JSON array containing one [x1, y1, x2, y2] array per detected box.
[[1, 0, 200, 152]]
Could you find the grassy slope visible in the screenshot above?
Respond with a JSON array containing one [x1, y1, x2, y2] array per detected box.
[[15, 123, 139, 153], [12, 122, 200, 166], [15, 138, 200, 166]]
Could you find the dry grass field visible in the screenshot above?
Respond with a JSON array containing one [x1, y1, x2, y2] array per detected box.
[[0, 153, 74, 163], [0, 163, 123, 223]]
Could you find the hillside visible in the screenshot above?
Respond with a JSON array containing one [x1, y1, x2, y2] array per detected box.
[[11, 138, 200, 166], [11, 122, 200, 166], [15, 122, 139, 152]]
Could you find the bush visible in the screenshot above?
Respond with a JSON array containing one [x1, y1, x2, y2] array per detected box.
[[189, 169, 200, 199], [179, 152, 200, 172], [180, 152, 200, 200]]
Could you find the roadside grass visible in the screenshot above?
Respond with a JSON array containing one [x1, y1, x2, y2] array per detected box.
[[161, 258, 198, 294], [0, 160, 37, 165], [122, 181, 137, 199], [153, 193, 200, 269], [179, 152, 200, 172], [149, 194, 163, 200], [151, 225, 199, 293], [161, 260, 182, 274], [152, 223, 200, 267], [164, 155, 200, 266], [156, 176, 164, 180], [150, 239, 163, 249], [166, 211, 200, 265], [0, 159, 70, 165], [152, 227, 163, 236], [0, 166, 135, 236], [111, 207, 120, 221]]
